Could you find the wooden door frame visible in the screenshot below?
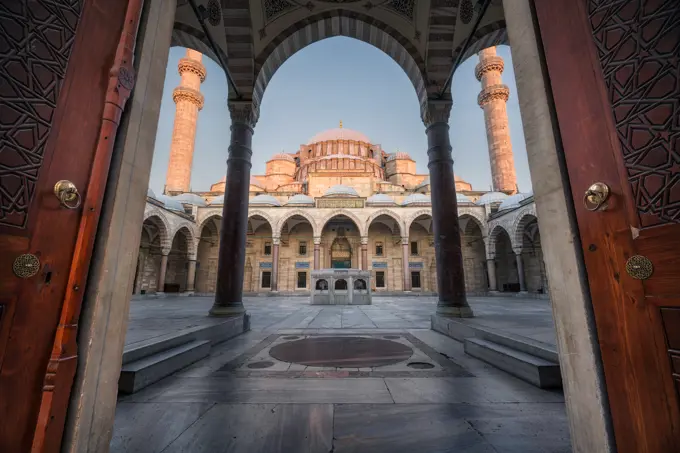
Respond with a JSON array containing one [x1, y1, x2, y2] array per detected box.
[[534, 0, 680, 451]]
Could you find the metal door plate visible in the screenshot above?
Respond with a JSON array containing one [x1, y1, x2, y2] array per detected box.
[[625, 255, 653, 280], [13, 254, 40, 279]]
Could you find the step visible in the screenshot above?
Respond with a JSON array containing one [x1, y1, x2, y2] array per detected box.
[[122, 315, 250, 365], [119, 340, 211, 394], [431, 315, 558, 362], [464, 338, 562, 389]]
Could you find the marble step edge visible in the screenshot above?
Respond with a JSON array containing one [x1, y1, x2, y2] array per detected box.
[[464, 338, 562, 389], [431, 315, 558, 362], [119, 340, 211, 394], [122, 314, 249, 365]]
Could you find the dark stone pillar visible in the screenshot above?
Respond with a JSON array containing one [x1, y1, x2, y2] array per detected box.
[[210, 102, 256, 317], [361, 237, 368, 270], [486, 258, 498, 292], [426, 100, 474, 317], [271, 240, 280, 291], [186, 259, 197, 292]]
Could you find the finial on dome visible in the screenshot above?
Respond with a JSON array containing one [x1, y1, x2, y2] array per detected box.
[[339, 120, 343, 128]]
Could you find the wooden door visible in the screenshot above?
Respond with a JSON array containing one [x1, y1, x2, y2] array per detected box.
[[534, 0, 680, 451], [0, 1, 137, 451]]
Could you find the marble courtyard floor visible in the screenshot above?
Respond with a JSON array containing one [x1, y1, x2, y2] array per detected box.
[[112, 295, 570, 453]]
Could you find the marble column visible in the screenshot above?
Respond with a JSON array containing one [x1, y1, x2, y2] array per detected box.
[[210, 102, 256, 317], [401, 237, 410, 291], [486, 258, 498, 292], [186, 259, 197, 292], [425, 99, 474, 317], [515, 252, 527, 292], [313, 237, 321, 270], [271, 238, 280, 291], [360, 237, 368, 270], [157, 253, 168, 294]]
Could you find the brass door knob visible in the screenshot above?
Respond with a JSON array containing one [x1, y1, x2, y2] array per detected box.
[[583, 182, 610, 211], [54, 180, 82, 209]]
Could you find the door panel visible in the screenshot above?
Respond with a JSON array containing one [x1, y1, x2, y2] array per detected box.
[[534, 0, 680, 452], [0, 0, 130, 451]]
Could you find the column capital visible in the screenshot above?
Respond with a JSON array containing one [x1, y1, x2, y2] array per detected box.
[[272, 237, 281, 245], [313, 236, 322, 245], [401, 237, 409, 245], [361, 236, 369, 245], [513, 246, 524, 255], [423, 97, 452, 128], [228, 100, 259, 128]]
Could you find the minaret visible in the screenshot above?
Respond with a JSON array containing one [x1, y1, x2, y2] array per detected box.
[[475, 47, 517, 194], [165, 49, 206, 194]]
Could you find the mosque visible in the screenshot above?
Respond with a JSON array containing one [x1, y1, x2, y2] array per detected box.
[[136, 47, 546, 297]]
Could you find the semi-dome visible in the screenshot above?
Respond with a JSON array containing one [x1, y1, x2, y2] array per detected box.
[[171, 193, 206, 206], [249, 194, 281, 206], [324, 185, 359, 197], [147, 188, 156, 199], [401, 193, 431, 206], [415, 177, 430, 188], [457, 193, 473, 204], [157, 194, 185, 212], [269, 153, 295, 163], [209, 195, 224, 205], [366, 193, 396, 206], [386, 151, 412, 162], [308, 127, 371, 144], [475, 191, 508, 206], [498, 192, 532, 211], [286, 194, 314, 205]]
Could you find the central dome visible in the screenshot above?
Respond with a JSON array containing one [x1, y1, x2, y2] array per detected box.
[[308, 127, 371, 144]]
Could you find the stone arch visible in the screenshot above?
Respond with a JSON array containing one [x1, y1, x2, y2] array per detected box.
[[172, 224, 197, 260], [143, 209, 172, 253], [198, 214, 221, 237], [453, 20, 508, 68], [459, 210, 487, 238], [247, 210, 277, 235], [253, 11, 429, 122], [320, 210, 366, 237], [405, 209, 433, 235], [366, 209, 405, 237], [276, 210, 319, 237], [512, 206, 538, 250], [487, 223, 512, 259]]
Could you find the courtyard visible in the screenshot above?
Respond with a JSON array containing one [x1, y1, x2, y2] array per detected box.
[[111, 296, 569, 453]]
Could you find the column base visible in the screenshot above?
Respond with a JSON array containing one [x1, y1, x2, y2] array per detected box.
[[436, 305, 475, 318], [209, 304, 246, 317]]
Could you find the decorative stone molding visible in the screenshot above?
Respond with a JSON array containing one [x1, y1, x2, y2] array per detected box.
[[474, 56, 505, 80], [272, 236, 281, 245], [422, 99, 452, 127], [360, 236, 369, 245], [385, 0, 415, 21], [313, 236, 322, 246], [511, 204, 538, 249], [207, 0, 221, 26], [228, 101, 258, 128], [477, 84, 510, 107], [401, 236, 409, 245], [178, 57, 206, 82], [172, 86, 204, 109]]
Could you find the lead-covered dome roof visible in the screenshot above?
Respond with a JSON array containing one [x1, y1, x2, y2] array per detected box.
[[308, 127, 371, 144], [366, 193, 396, 206], [269, 153, 295, 162], [475, 191, 508, 206], [386, 151, 412, 162], [498, 192, 533, 211], [286, 194, 314, 205], [401, 193, 431, 206], [249, 194, 282, 206], [324, 185, 359, 197]]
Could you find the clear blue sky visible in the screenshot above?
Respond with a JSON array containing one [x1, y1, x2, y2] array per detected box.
[[150, 38, 530, 194]]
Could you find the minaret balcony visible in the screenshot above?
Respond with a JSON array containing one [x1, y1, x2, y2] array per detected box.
[[178, 57, 207, 82], [475, 56, 505, 81], [477, 84, 510, 107]]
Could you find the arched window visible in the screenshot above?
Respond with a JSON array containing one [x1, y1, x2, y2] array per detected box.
[[335, 279, 347, 290], [316, 279, 328, 290], [354, 279, 366, 290]]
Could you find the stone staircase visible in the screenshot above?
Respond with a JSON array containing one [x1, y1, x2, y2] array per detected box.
[[431, 315, 562, 389], [119, 314, 249, 394]]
